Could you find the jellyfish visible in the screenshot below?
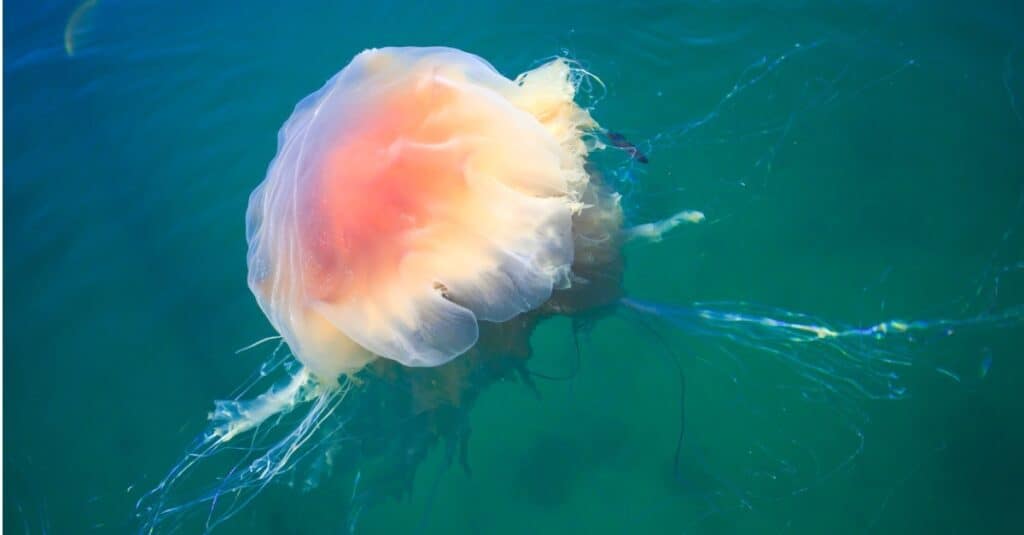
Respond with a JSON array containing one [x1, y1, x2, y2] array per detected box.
[[138, 47, 1023, 532], [245, 46, 606, 378]]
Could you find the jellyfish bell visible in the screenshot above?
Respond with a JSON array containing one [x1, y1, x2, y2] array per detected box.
[[245, 47, 605, 379]]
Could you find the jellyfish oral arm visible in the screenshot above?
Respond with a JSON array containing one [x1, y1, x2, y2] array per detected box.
[[625, 210, 706, 243], [208, 366, 321, 443]]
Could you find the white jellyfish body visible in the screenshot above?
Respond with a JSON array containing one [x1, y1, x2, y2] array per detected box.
[[245, 47, 598, 378]]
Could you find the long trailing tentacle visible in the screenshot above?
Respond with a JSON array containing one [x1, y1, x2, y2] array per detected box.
[[136, 351, 353, 534], [617, 293, 1022, 528], [621, 297, 1023, 405]]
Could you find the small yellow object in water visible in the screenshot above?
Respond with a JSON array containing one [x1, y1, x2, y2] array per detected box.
[[64, 0, 98, 57]]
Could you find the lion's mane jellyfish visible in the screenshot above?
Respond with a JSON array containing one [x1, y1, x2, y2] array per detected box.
[[138, 47, 644, 530], [246, 46, 605, 377], [138, 47, 1022, 532]]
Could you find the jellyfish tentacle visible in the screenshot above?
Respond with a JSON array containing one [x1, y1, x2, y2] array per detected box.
[[136, 361, 350, 533], [527, 323, 584, 382], [621, 297, 1024, 405], [625, 310, 688, 480]]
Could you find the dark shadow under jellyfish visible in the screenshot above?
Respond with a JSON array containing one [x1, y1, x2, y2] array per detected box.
[[136, 47, 1024, 533]]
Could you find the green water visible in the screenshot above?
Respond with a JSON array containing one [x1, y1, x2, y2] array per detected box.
[[5, 1, 1024, 533]]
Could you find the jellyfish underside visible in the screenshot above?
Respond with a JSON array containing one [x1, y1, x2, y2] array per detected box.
[[138, 47, 1024, 533]]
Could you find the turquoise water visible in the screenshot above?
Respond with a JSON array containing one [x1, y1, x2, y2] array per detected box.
[[5, 0, 1024, 533]]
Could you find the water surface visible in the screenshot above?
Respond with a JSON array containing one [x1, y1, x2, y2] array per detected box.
[[5, 1, 1024, 533]]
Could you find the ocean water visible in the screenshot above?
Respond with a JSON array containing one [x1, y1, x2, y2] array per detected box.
[[4, 0, 1024, 533]]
